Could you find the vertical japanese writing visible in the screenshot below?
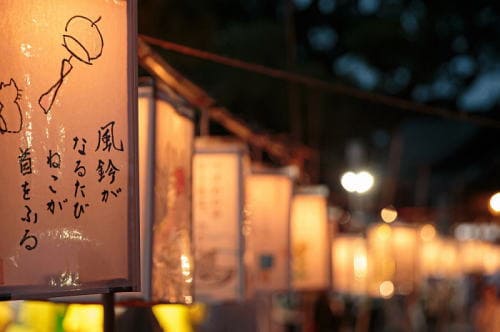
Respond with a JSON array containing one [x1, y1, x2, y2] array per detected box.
[[46, 157, 68, 215], [95, 121, 124, 203], [18, 147, 38, 251], [95, 121, 124, 152], [71, 137, 90, 219]]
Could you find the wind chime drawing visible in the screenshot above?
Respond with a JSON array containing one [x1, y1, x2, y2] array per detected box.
[[39, 15, 104, 114]]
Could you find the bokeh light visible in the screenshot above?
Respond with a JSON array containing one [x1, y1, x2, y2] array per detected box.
[[379, 280, 394, 298], [420, 224, 437, 242], [340, 170, 374, 194], [489, 192, 500, 215], [380, 206, 397, 223]]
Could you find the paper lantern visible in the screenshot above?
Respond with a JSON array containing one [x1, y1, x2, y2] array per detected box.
[[291, 186, 330, 291], [419, 236, 460, 280], [246, 166, 296, 292], [193, 137, 251, 302], [419, 238, 441, 279], [0, 1, 139, 300], [367, 223, 419, 297], [459, 240, 488, 274], [331, 235, 368, 295], [135, 80, 194, 304], [437, 238, 461, 278], [483, 244, 500, 275]]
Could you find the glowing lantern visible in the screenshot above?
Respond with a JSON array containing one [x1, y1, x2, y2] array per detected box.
[[193, 137, 251, 302], [420, 236, 460, 280], [0, 1, 139, 299], [367, 223, 419, 297], [331, 235, 368, 295], [484, 244, 500, 275], [132, 81, 194, 304], [419, 238, 440, 279], [437, 239, 461, 278], [291, 186, 330, 290], [152, 305, 193, 332], [459, 240, 488, 274], [63, 304, 103, 332], [418, 224, 439, 279], [246, 166, 296, 292]]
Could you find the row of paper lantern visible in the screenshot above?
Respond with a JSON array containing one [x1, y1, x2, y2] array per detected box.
[[333, 223, 500, 298], [134, 80, 499, 305], [132, 80, 331, 305]]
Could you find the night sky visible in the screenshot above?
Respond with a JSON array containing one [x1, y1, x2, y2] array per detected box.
[[138, 0, 500, 229]]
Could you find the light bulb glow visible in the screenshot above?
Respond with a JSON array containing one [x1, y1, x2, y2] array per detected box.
[[341, 172, 358, 193], [340, 170, 374, 194], [489, 192, 500, 215], [379, 280, 394, 298], [380, 206, 397, 223]]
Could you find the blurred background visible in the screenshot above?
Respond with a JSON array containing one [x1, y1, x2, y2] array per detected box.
[[138, 0, 500, 228]]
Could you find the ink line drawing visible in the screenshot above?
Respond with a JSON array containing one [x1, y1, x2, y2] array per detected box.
[[39, 15, 104, 114], [0, 78, 23, 134]]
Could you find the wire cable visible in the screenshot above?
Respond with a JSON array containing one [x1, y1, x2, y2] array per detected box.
[[140, 34, 500, 129]]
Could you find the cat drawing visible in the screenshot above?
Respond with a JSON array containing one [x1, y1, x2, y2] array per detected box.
[[0, 78, 23, 134]]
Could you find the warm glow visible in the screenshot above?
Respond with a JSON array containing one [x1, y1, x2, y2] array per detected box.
[[193, 138, 249, 302], [420, 224, 437, 242], [380, 206, 397, 223], [246, 170, 294, 291], [340, 170, 374, 194], [291, 186, 329, 290], [138, 84, 195, 304], [436, 239, 460, 278], [489, 192, 500, 215], [63, 304, 103, 332], [420, 238, 440, 278], [483, 244, 500, 275], [0, 303, 12, 331], [374, 224, 392, 241], [0, 1, 138, 299], [379, 281, 395, 298], [367, 224, 418, 296], [16, 301, 65, 332], [459, 240, 489, 274], [332, 236, 368, 295], [153, 305, 193, 332], [353, 251, 368, 279]]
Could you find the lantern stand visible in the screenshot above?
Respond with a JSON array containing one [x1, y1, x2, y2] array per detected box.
[[200, 107, 210, 136], [102, 292, 115, 332]]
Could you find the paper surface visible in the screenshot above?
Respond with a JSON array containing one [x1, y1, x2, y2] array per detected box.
[[0, 0, 138, 300]]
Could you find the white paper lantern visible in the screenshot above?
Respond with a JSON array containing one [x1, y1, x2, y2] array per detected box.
[[291, 186, 330, 291], [192, 137, 251, 302], [331, 235, 368, 295], [367, 223, 419, 297], [246, 166, 296, 292], [0, 0, 139, 300], [137, 81, 194, 304]]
